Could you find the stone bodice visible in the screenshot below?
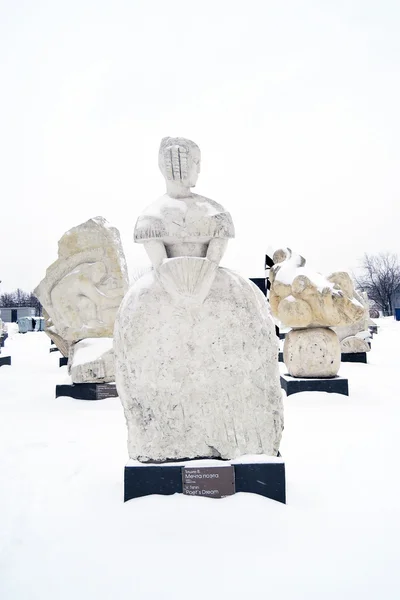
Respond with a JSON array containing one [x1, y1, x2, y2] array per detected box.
[[134, 194, 235, 243]]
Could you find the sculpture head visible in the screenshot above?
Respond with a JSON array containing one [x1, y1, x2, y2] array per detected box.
[[158, 137, 201, 189]]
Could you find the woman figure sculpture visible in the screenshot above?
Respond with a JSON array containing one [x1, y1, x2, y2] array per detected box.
[[114, 137, 283, 463]]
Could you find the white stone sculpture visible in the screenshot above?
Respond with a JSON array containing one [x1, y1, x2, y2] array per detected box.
[[270, 248, 365, 378], [68, 338, 114, 384], [333, 289, 372, 353], [35, 217, 128, 383], [114, 136, 283, 463]]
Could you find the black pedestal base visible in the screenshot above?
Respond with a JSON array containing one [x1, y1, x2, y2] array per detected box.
[[55, 382, 118, 400], [341, 352, 367, 363], [280, 373, 349, 396], [124, 459, 286, 504], [278, 352, 283, 362], [59, 356, 68, 367], [49, 346, 59, 353], [0, 355, 11, 367]]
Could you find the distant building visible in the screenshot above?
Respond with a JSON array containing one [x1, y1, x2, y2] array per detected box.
[[0, 307, 36, 322]]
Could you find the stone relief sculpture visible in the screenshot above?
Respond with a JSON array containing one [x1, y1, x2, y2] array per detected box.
[[35, 217, 128, 383], [114, 136, 283, 463], [270, 248, 365, 378]]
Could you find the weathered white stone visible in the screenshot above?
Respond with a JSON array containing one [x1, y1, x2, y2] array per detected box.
[[270, 251, 364, 328], [340, 336, 370, 353], [283, 327, 341, 378], [69, 338, 114, 384], [270, 248, 365, 378], [333, 288, 372, 352], [42, 308, 70, 357], [35, 217, 128, 344], [35, 217, 128, 383], [114, 136, 283, 463]]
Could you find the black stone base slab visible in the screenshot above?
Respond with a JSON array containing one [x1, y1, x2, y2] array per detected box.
[[341, 352, 367, 363], [249, 278, 266, 295], [59, 356, 68, 367], [279, 332, 286, 340], [55, 382, 118, 400], [278, 352, 283, 362], [49, 346, 59, 353], [0, 355, 11, 367], [281, 373, 349, 396], [124, 459, 286, 504]]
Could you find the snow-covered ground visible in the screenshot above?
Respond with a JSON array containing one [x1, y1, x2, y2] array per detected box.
[[1, 319, 399, 599]]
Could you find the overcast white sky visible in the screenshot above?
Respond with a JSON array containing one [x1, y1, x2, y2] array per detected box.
[[1, 0, 399, 293]]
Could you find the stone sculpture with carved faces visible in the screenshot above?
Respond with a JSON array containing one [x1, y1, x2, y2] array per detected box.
[[35, 217, 128, 383], [114, 137, 283, 463], [270, 248, 365, 377]]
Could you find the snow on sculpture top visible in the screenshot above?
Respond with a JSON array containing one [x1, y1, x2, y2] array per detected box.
[[269, 248, 364, 328], [35, 217, 128, 343]]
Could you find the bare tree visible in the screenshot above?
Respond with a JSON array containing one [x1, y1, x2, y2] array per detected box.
[[354, 253, 400, 316]]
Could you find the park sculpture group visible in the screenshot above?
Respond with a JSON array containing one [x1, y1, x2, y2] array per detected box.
[[34, 135, 374, 503]]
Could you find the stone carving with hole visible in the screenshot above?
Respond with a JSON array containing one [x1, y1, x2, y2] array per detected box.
[[114, 136, 283, 463]]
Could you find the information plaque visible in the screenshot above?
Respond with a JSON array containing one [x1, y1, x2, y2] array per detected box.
[[96, 384, 118, 400], [182, 465, 235, 498]]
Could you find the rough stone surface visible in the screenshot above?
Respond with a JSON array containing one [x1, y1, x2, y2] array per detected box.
[[333, 290, 372, 344], [333, 288, 372, 352], [35, 217, 128, 344], [68, 338, 115, 384], [270, 250, 365, 329], [42, 308, 70, 358], [340, 336, 370, 353], [270, 248, 366, 378], [114, 136, 283, 463], [283, 327, 341, 378]]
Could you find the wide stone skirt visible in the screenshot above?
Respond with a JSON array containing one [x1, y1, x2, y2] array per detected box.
[[114, 265, 283, 462]]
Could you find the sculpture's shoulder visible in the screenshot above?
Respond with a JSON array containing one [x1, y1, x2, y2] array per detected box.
[[134, 194, 235, 242], [187, 193, 235, 239], [189, 194, 234, 236], [134, 195, 182, 242]]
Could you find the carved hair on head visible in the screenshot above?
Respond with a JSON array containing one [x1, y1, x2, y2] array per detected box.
[[158, 137, 200, 182]]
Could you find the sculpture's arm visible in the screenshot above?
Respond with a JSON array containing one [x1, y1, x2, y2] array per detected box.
[[143, 240, 168, 270], [206, 238, 228, 265]]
